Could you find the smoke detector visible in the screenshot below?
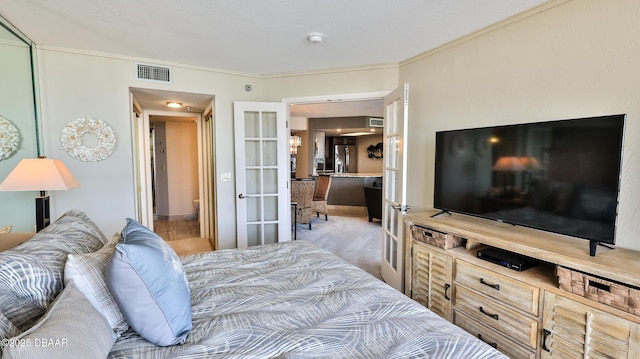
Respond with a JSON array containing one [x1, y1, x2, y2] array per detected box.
[[307, 32, 324, 43]]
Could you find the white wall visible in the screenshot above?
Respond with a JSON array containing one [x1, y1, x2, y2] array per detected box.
[[263, 66, 399, 101], [166, 121, 198, 217], [37, 48, 262, 246], [399, 0, 640, 251], [356, 135, 384, 173], [36, 48, 397, 247]]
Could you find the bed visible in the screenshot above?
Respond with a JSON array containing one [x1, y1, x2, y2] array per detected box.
[[0, 210, 506, 358]]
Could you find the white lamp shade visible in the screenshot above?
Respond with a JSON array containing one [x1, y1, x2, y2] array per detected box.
[[492, 156, 526, 172], [519, 156, 542, 170], [0, 158, 80, 191]]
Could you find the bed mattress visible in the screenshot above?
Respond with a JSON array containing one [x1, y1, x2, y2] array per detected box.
[[108, 241, 505, 358]]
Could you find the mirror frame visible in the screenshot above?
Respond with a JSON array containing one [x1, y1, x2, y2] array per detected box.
[[0, 15, 42, 231]]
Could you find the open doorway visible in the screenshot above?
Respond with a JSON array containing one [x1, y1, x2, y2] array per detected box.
[[149, 115, 200, 241], [284, 92, 388, 279], [130, 88, 216, 255]]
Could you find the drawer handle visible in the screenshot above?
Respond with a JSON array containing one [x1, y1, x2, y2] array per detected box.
[[422, 230, 433, 238], [542, 329, 551, 352], [479, 306, 499, 320], [480, 278, 500, 291], [477, 334, 497, 349], [444, 283, 451, 301]]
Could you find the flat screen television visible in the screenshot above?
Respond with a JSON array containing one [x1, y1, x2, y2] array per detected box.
[[434, 114, 625, 256]]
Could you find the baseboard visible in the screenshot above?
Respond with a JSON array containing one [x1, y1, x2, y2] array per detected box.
[[154, 214, 198, 221], [327, 205, 367, 217]]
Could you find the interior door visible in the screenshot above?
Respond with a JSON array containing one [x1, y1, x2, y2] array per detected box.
[[234, 101, 289, 248], [381, 83, 409, 291]]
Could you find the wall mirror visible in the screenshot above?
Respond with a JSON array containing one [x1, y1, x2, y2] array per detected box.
[[0, 15, 41, 232]]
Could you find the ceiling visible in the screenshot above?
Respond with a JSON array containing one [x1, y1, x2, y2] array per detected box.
[[0, 0, 549, 76], [0, 0, 549, 119]]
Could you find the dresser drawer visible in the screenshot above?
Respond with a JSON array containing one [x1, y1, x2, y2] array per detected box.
[[455, 285, 538, 349], [454, 310, 535, 359], [455, 260, 539, 315]]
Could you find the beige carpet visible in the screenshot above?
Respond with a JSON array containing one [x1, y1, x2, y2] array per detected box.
[[296, 213, 383, 280]]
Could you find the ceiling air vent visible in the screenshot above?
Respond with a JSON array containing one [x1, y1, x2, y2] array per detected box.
[[369, 117, 384, 128], [135, 63, 172, 83]]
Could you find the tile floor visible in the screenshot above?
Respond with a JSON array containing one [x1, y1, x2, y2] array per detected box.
[[154, 218, 213, 256]]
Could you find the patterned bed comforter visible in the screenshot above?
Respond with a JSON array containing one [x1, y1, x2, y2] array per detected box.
[[108, 241, 505, 358]]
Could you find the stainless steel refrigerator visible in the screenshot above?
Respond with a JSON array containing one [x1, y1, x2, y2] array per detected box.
[[334, 144, 357, 173]]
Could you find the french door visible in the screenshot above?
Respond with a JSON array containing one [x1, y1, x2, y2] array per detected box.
[[381, 83, 409, 291], [234, 102, 289, 248]]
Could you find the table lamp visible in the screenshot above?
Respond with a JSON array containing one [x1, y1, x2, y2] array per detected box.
[[0, 156, 79, 231], [492, 156, 525, 198]]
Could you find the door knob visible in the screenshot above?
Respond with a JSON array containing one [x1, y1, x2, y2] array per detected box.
[[238, 193, 246, 199], [392, 205, 411, 211]]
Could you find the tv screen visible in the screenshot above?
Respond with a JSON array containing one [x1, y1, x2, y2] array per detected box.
[[434, 114, 625, 247]]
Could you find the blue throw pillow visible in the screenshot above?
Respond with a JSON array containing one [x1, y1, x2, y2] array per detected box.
[[106, 218, 192, 346]]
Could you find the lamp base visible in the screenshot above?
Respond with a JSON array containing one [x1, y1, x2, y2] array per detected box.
[[36, 195, 50, 232]]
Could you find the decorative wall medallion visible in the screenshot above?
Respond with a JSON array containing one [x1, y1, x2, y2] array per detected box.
[[475, 137, 491, 157], [449, 134, 469, 156], [61, 117, 116, 162], [0, 116, 20, 161]]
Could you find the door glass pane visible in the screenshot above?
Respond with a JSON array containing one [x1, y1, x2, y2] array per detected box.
[[385, 169, 397, 202], [391, 208, 398, 236], [386, 102, 397, 133], [387, 135, 398, 169], [393, 138, 401, 169], [262, 112, 277, 138], [246, 169, 261, 194], [391, 240, 397, 270], [247, 224, 261, 247], [385, 233, 391, 262], [245, 140, 260, 166], [244, 111, 259, 137], [263, 169, 278, 194], [393, 171, 401, 203], [387, 204, 397, 233], [247, 197, 261, 221], [263, 140, 277, 166], [264, 196, 278, 221], [264, 223, 277, 244]]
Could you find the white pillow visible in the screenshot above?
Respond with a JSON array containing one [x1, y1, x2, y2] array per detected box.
[[64, 233, 129, 336], [2, 282, 115, 359]]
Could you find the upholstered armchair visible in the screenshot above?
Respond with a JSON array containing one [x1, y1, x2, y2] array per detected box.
[[291, 179, 314, 230], [312, 175, 332, 221]]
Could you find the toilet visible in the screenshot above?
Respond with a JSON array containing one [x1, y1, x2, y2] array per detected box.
[[193, 199, 200, 220]]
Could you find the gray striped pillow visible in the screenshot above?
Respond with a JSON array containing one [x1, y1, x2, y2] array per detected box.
[[2, 282, 116, 359], [64, 233, 129, 336], [0, 311, 21, 357], [0, 209, 107, 331]]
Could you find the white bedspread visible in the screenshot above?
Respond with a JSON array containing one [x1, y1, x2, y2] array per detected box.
[[108, 241, 505, 358]]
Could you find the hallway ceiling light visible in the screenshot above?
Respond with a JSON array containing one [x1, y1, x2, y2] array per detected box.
[[166, 102, 183, 108], [307, 32, 324, 44]]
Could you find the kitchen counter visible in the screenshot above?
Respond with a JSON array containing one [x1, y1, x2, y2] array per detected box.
[[318, 173, 382, 206], [328, 172, 382, 178]]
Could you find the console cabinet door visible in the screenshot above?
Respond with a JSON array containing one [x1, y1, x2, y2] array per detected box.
[[542, 292, 640, 359], [411, 241, 453, 321]]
